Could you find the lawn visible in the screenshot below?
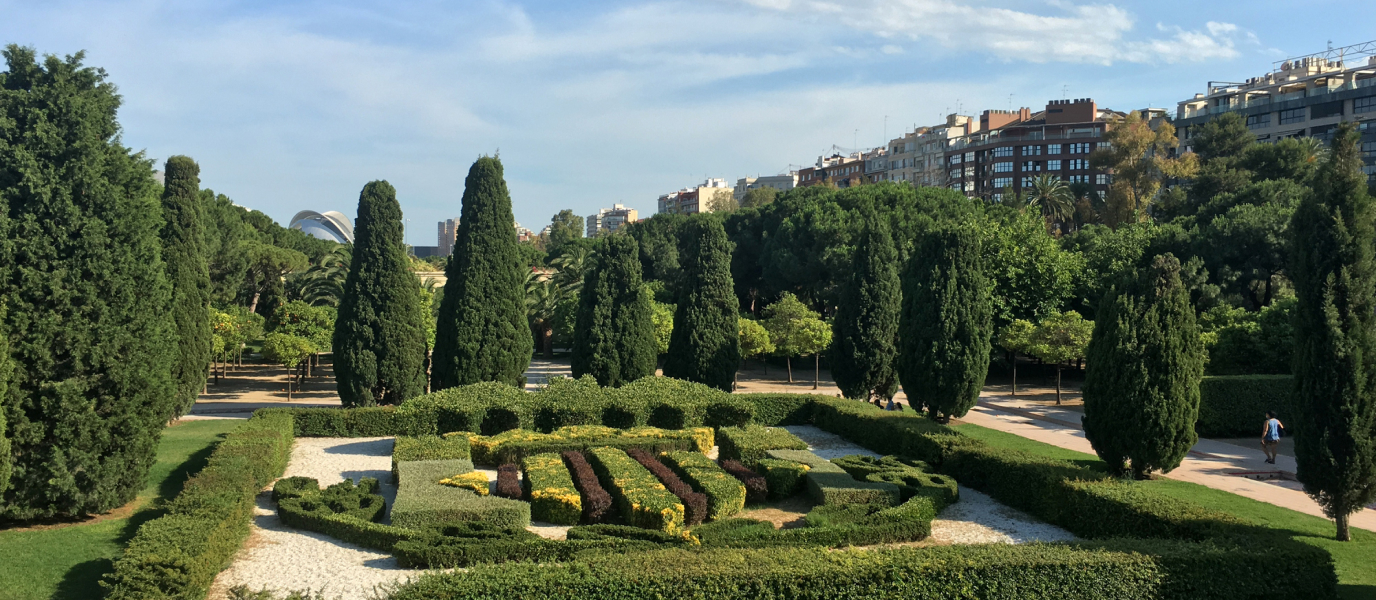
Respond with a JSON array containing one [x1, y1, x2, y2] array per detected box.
[[0, 419, 243, 600], [953, 422, 1376, 600]]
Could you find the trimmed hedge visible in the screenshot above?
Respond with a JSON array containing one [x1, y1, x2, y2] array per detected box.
[[393, 435, 472, 478], [395, 531, 659, 569], [660, 451, 747, 519], [831, 454, 931, 479], [273, 477, 420, 552], [563, 451, 613, 524], [755, 458, 808, 500], [102, 411, 295, 599], [392, 460, 530, 530], [811, 398, 968, 464], [438, 471, 490, 495], [466, 425, 712, 466], [495, 464, 522, 499], [766, 449, 900, 507], [716, 425, 809, 468], [718, 459, 767, 504], [697, 495, 937, 549], [736, 393, 827, 426], [566, 523, 698, 545], [522, 453, 582, 525], [257, 406, 436, 437], [1196, 375, 1295, 438], [626, 448, 707, 526], [586, 447, 686, 534]]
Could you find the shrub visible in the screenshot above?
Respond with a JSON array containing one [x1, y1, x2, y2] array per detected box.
[[495, 464, 522, 499], [394, 532, 657, 569], [698, 496, 937, 549], [272, 477, 407, 552], [467, 425, 711, 465], [1196, 375, 1295, 438], [831, 454, 931, 479], [716, 425, 809, 468], [586, 447, 686, 534], [626, 448, 707, 526], [257, 406, 436, 437], [766, 449, 900, 506], [566, 523, 698, 545], [864, 471, 958, 507], [735, 393, 822, 426], [523, 453, 582, 525], [392, 435, 472, 477], [660, 451, 747, 519], [401, 381, 534, 434], [438, 472, 489, 495], [272, 476, 320, 502], [562, 451, 613, 524], [810, 398, 964, 464], [756, 458, 809, 500], [391, 460, 530, 530], [718, 459, 768, 504]]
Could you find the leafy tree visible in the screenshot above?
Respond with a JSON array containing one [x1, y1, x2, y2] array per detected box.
[[1082, 254, 1204, 479], [1289, 123, 1376, 541], [0, 302, 10, 496], [739, 186, 777, 209], [245, 240, 308, 315], [0, 46, 177, 519], [547, 209, 583, 255], [831, 213, 900, 401], [572, 235, 657, 387], [761, 197, 851, 308], [663, 215, 740, 391], [334, 181, 428, 406], [1199, 299, 1294, 375], [707, 188, 739, 213], [270, 300, 335, 378], [1061, 222, 1159, 317], [262, 333, 316, 401], [1025, 174, 1075, 227], [1190, 112, 1253, 163], [651, 300, 674, 355], [627, 214, 684, 288], [524, 272, 560, 358], [898, 226, 992, 422], [201, 190, 254, 306], [432, 157, 532, 389], [1089, 111, 1198, 227], [1026, 311, 1093, 404], [982, 208, 1082, 329], [764, 293, 817, 383], [1195, 179, 1302, 309], [738, 317, 774, 366], [1241, 136, 1324, 183], [997, 320, 1035, 395], [160, 155, 213, 417]]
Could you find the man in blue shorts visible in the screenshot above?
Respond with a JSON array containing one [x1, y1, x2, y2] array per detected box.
[[1261, 411, 1283, 465]]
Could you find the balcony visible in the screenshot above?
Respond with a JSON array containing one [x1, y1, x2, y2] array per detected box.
[[947, 130, 1101, 151]]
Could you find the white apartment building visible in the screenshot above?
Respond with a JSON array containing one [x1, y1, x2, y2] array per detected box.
[[586, 204, 639, 236], [658, 178, 733, 214], [734, 173, 799, 200], [883, 114, 976, 188]]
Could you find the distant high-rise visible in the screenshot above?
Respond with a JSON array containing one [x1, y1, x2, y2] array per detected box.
[[586, 204, 639, 237], [437, 218, 460, 256]]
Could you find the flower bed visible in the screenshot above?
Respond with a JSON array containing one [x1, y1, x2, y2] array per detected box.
[[626, 448, 707, 525], [585, 447, 686, 534], [522, 453, 582, 525], [659, 451, 747, 519], [464, 425, 712, 465]]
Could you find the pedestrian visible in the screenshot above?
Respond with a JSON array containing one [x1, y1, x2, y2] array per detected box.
[[1260, 411, 1284, 465]]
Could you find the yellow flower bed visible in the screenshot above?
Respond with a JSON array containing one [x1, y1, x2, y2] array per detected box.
[[522, 452, 582, 525], [437, 471, 489, 496], [587, 447, 685, 535], [465, 425, 713, 465]]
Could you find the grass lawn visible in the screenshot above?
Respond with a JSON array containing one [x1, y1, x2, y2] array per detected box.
[[0, 419, 243, 600], [953, 423, 1376, 600]]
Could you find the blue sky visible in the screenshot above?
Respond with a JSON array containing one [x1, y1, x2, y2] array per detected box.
[[4, 0, 1373, 245]]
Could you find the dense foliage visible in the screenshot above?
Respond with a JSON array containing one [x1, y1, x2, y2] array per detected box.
[[572, 235, 657, 387], [830, 212, 900, 400], [160, 155, 213, 417], [662, 215, 740, 391]]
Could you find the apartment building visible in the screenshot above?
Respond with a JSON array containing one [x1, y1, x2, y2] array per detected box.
[[586, 204, 639, 236], [734, 173, 799, 200], [437, 218, 460, 256], [884, 114, 977, 188], [658, 178, 733, 214], [945, 98, 1121, 200], [862, 147, 889, 183], [1175, 40, 1376, 184], [798, 152, 866, 188]]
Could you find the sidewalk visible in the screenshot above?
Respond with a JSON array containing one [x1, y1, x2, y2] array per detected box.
[[965, 392, 1376, 533]]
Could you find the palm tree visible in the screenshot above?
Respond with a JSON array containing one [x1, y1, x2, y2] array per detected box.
[[287, 246, 352, 307], [524, 270, 560, 358], [1026, 174, 1075, 231]]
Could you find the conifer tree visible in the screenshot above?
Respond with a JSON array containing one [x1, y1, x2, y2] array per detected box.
[[334, 181, 428, 406], [1289, 122, 1376, 541], [898, 226, 991, 422], [572, 235, 657, 387], [432, 157, 532, 389], [831, 212, 900, 401], [0, 46, 176, 518], [160, 155, 212, 417], [663, 215, 740, 391], [1082, 254, 1203, 479], [0, 302, 10, 496]]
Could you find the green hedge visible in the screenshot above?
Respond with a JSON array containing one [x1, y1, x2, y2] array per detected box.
[[395, 533, 659, 569], [586, 447, 685, 533], [756, 458, 808, 500], [392, 460, 530, 530], [735, 393, 825, 426], [716, 425, 809, 468], [1196, 375, 1295, 438], [522, 452, 581, 525], [765, 449, 900, 507], [697, 495, 936, 548], [257, 406, 436, 437], [467, 425, 711, 465], [102, 411, 295, 600], [393, 435, 472, 477], [810, 398, 967, 464], [659, 451, 747, 520], [273, 477, 420, 551]]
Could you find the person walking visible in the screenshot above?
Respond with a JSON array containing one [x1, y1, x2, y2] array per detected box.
[[1261, 411, 1284, 465]]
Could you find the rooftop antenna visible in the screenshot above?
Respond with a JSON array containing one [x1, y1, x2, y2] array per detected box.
[[1062, 84, 1069, 99], [1008, 93, 1014, 110]]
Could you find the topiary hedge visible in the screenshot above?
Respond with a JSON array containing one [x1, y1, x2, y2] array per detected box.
[[626, 448, 707, 525], [393, 435, 472, 478], [586, 447, 686, 534], [659, 451, 747, 519], [716, 425, 809, 468], [522, 453, 581, 525], [756, 458, 809, 500], [735, 393, 827, 426], [258, 405, 437, 437], [1196, 375, 1295, 438], [392, 460, 530, 530], [466, 425, 712, 465], [766, 449, 900, 507]]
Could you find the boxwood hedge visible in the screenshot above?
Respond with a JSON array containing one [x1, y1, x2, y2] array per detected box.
[[659, 451, 747, 519], [715, 425, 809, 468], [466, 425, 711, 466], [586, 447, 686, 534], [392, 460, 530, 530]]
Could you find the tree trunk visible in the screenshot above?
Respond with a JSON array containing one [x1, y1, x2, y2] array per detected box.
[[1011, 352, 1018, 396], [249, 288, 262, 315], [285, 365, 292, 401], [1055, 365, 1062, 405], [813, 354, 819, 390], [786, 357, 793, 383], [1337, 513, 1351, 542]]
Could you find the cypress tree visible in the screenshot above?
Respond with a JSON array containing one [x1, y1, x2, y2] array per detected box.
[[432, 157, 532, 389], [663, 215, 740, 391], [0, 302, 10, 496], [831, 212, 900, 401], [160, 156, 212, 418], [1082, 254, 1203, 479], [334, 181, 428, 406], [0, 46, 177, 519], [571, 235, 657, 387], [1289, 122, 1376, 541], [897, 226, 991, 422]]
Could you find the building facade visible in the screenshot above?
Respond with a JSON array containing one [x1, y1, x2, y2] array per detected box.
[[658, 178, 733, 214], [883, 114, 976, 188], [798, 153, 866, 188], [586, 204, 639, 236], [734, 173, 799, 200], [437, 218, 460, 256]]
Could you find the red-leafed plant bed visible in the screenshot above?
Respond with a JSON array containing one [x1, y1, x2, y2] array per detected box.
[[626, 448, 707, 525], [562, 450, 613, 523], [720, 459, 768, 504]]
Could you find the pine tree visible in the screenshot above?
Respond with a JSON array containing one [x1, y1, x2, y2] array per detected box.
[[663, 215, 740, 391], [432, 157, 532, 389], [334, 181, 428, 406], [831, 212, 900, 401], [571, 235, 657, 387], [160, 155, 212, 417], [0, 46, 177, 519], [1289, 122, 1376, 541], [898, 226, 991, 422], [1082, 254, 1203, 479]]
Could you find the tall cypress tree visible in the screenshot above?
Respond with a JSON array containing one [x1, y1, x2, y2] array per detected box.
[[897, 225, 991, 422], [663, 215, 740, 391], [1289, 122, 1376, 541], [1082, 254, 1203, 479], [0, 302, 11, 496], [0, 46, 176, 519], [432, 157, 532, 389], [160, 156, 212, 418], [832, 212, 900, 401], [572, 235, 657, 387], [334, 181, 428, 406]]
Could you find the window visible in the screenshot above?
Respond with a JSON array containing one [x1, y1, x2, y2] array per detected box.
[[1022, 161, 1041, 172], [1096, 174, 1110, 185], [1048, 144, 1063, 154], [991, 193, 1003, 203], [1022, 176, 1036, 187], [950, 168, 961, 179], [964, 167, 975, 177], [964, 152, 975, 162], [1022, 145, 1043, 156], [1280, 108, 1305, 125], [1047, 160, 1063, 170], [1068, 175, 1090, 184], [1311, 101, 1344, 119], [1069, 143, 1091, 154], [963, 181, 974, 192], [1246, 113, 1271, 129], [1356, 96, 1376, 114], [993, 146, 1014, 157], [993, 177, 1013, 189], [993, 162, 1013, 173], [1069, 159, 1089, 170], [950, 154, 962, 165]]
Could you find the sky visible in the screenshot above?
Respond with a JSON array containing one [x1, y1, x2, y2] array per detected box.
[[3, 0, 1373, 246]]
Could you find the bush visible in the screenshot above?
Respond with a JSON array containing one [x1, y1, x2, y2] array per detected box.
[[698, 496, 937, 549], [438, 472, 490, 495], [718, 459, 768, 504], [467, 425, 711, 465], [392, 435, 472, 478], [495, 464, 521, 499], [756, 458, 809, 500], [563, 451, 614, 524], [831, 454, 931, 479], [864, 471, 958, 507], [399, 381, 533, 434], [586, 447, 686, 534], [716, 425, 809, 468], [1196, 375, 1295, 438], [257, 406, 436, 437], [395, 532, 657, 569], [523, 453, 582, 525], [103, 411, 295, 599], [391, 460, 530, 530], [272, 477, 417, 552], [660, 451, 747, 519], [626, 448, 707, 525], [766, 449, 900, 506], [810, 398, 964, 464], [735, 393, 823, 426]]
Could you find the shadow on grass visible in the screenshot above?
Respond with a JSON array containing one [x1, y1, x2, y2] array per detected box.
[[52, 558, 113, 600], [1340, 584, 1376, 600]]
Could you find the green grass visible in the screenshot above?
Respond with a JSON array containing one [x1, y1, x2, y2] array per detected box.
[[952, 422, 1376, 600], [0, 419, 242, 600]]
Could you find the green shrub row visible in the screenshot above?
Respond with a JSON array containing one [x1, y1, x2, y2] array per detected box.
[[391, 460, 530, 530], [765, 449, 900, 506], [733, 393, 827, 426], [257, 406, 435, 437], [272, 477, 421, 552], [659, 451, 747, 520], [392, 435, 472, 477], [696, 495, 936, 548], [521, 452, 582, 525], [102, 411, 295, 600], [394, 533, 659, 569], [715, 425, 809, 468], [1196, 375, 1295, 438], [465, 425, 711, 465], [586, 447, 686, 534], [755, 458, 808, 500], [831, 454, 957, 506]]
